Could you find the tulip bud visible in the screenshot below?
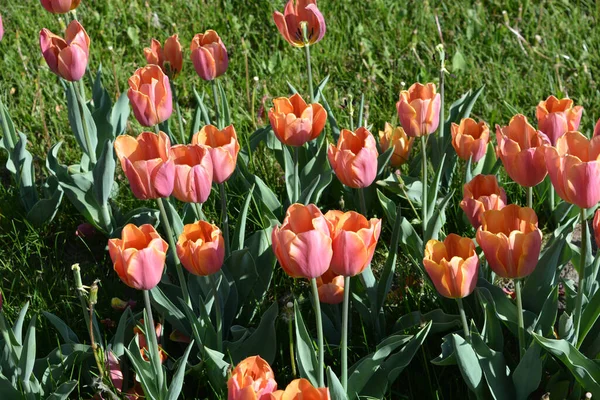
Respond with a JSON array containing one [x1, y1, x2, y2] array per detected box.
[[40, 0, 81, 14], [277, 379, 330, 399], [396, 83, 441, 137], [594, 209, 600, 249], [191, 124, 240, 184], [190, 30, 228, 81], [227, 356, 278, 400], [268, 93, 327, 146], [536, 95, 583, 146], [127, 65, 173, 127], [273, 0, 326, 47], [378, 123, 414, 167], [144, 35, 183, 79], [40, 21, 90, 82], [176, 221, 225, 276], [316, 269, 344, 304], [451, 118, 490, 162], [328, 127, 379, 189], [460, 174, 507, 229], [170, 144, 213, 203]]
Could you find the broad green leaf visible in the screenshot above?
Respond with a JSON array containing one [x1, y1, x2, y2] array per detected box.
[[150, 286, 190, 336], [394, 309, 461, 334], [166, 341, 193, 400], [228, 302, 278, 364], [470, 333, 514, 400], [46, 380, 78, 400], [295, 300, 319, 387], [232, 185, 255, 251], [426, 154, 446, 222], [376, 190, 397, 229], [65, 81, 98, 163], [533, 285, 559, 337], [125, 337, 159, 398], [25, 185, 63, 227], [579, 286, 600, 347], [19, 315, 37, 385], [42, 312, 79, 344], [283, 145, 295, 205], [476, 290, 504, 352], [431, 333, 457, 366], [451, 333, 484, 396], [312, 75, 330, 103], [112, 307, 134, 358], [327, 367, 348, 400], [376, 147, 394, 177], [13, 301, 30, 345], [92, 139, 116, 207], [376, 203, 402, 312], [111, 93, 130, 136], [425, 189, 454, 242], [512, 342, 542, 400]]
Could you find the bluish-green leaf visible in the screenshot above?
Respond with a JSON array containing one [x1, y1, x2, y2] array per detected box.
[[166, 341, 193, 400], [295, 300, 319, 387], [512, 342, 542, 400], [19, 315, 37, 385], [451, 333, 484, 396], [327, 367, 348, 400], [42, 312, 79, 344], [92, 139, 116, 206], [232, 185, 255, 251]]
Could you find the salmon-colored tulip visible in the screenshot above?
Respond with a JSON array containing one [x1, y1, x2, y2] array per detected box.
[[423, 234, 479, 299], [114, 131, 175, 199], [496, 114, 550, 187], [276, 379, 330, 400], [192, 124, 240, 184], [190, 30, 228, 81], [39, 20, 89, 82], [594, 209, 600, 249], [316, 269, 344, 304], [127, 64, 173, 127], [328, 127, 378, 189], [169, 144, 213, 203], [396, 83, 441, 137], [134, 320, 167, 363], [460, 174, 507, 229], [144, 35, 183, 79], [273, 0, 326, 47], [451, 118, 490, 162], [544, 131, 600, 209], [176, 221, 225, 276], [378, 123, 414, 167], [268, 93, 327, 146], [227, 356, 278, 400], [0, 14, 4, 42], [536, 95, 583, 146], [476, 204, 542, 279], [108, 224, 168, 290], [595, 118, 600, 137], [272, 204, 333, 279], [40, 0, 80, 14], [106, 351, 123, 392], [324, 210, 381, 277]]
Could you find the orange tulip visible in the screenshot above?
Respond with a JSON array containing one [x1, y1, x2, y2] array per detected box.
[[39, 20, 89, 81], [0, 14, 3, 42], [134, 320, 167, 363], [451, 118, 490, 162], [190, 30, 228, 81], [268, 93, 327, 146], [273, 0, 326, 47], [423, 234, 479, 299], [544, 131, 600, 209], [170, 144, 213, 203], [108, 224, 168, 291], [327, 127, 379, 189], [114, 131, 175, 199], [595, 118, 600, 137], [40, 0, 80, 13], [275, 379, 330, 400], [536, 95, 583, 146], [227, 356, 278, 400], [460, 174, 507, 229], [272, 204, 333, 279], [192, 124, 240, 184], [378, 123, 414, 167], [324, 210, 381, 277], [127, 65, 173, 127], [316, 269, 344, 304], [176, 221, 225, 276], [144, 35, 183, 79], [495, 114, 550, 187], [476, 204, 542, 279], [594, 209, 600, 249], [396, 83, 441, 137]]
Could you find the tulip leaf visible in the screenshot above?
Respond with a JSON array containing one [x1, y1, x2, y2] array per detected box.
[[111, 92, 130, 137], [283, 145, 295, 205], [294, 300, 319, 387], [92, 139, 116, 208], [150, 286, 190, 336], [470, 332, 515, 400], [25, 185, 63, 228], [431, 333, 457, 366], [228, 302, 278, 365], [399, 216, 423, 262], [477, 282, 536, 337], [12, 132, 38, 212], [376, 202, 402, 312], [450, 333, 485, 396], [394, 309, 461, 335], [327, 367, 348, 400], [166, 341, 193, 400], [533, 285, 559, 337], [579, 286, 600, 348], [476, 290, 504, 352], [46, 380, 78, 400], [426, 153, 446, 222], [425, 188, 454, 242], [376, 147, 394, 178], [112, 307, 134, 358], [218, 80, 231, 128], [232, 184, 255, 252], [42, 312, 79, 344], [320, 93, 341, 143], [125, 337, 159, 398], [286, 81, 299, 95], [65, 81, 98, 166], [313, 75, 330, 103], [19, 314, 36, 386], [0, 96, 19, 174], [512, 342, 543, 400]]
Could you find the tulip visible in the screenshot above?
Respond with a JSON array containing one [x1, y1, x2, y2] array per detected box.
[[594, 210, 600, 249], [324, 210, 381, 277], [476, 204, 542, 279], [190, 30, 228, 81], [0, 14, 4, 42], [274, 379, 330, 400], [536, 95, 583, 146], [268, 93, 327, 146], [170, 144, 213, 203], [169, 330, 192, 344], [227, 356, 278, 400], [110, 297, 137, 311], [144, 35, 183, 79], [423, 234, 479, 299], [327, 127, 378, 189], [40, 0, 80, 14], [176, 221, 225, 276], [378, 123, 414, 167], [134, 320, 167, 363], [114, 131, 175, 199], [106, 351, 123, 392], [495, 114, 550, 187], [39, 20, 89, 82], [127, 65, 173, 127], [272, 204, 333, 279], [396, 83, 441, 137], [273, 0, 326, 47], [451, 118, 490, 162], [192, 124, 240, 184], [316, 269, 344, 304], [544, 131, 600, 209], [108, 224, 168, 291], [460, 174, 507, 229], [595, 118, 600, 137]]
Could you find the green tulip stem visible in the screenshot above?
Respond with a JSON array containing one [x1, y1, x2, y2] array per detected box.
[[310, 278, 325, 387], [515, 279, 526, 359], [74, 80, 97, 165], [304, 43, 314, 103], [156, 197, 191, 307], [549, 186, 555, 212], [154, 124, 160, 135], [211, 79, 221, 128], [358, 188, 377, 292], [219, 183, 230, 258], [210, 274, 223, 352], [574, 207, 587, 347], [170, 80, 186, 144], [71, 264, 92, 343], [143, 290, 164, 391], [527, 186, 533, 209], [421, 135, 428, 238], [288, 307, 297, 377], [293, 146, 300, 204], [341, 276, 351, 392], [456, 297, 470, 343]]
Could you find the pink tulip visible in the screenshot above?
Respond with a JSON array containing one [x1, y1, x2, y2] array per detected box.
[[396, 83, 441, 137], [169, 144, 213, 203], [536, 95, 583, 146], [190, 30, 228, 81], [40, 20, 90, 81], [40, 0, 81, 14], [327, 127, 378, 189], [460, 174, 507, 229], [192, 124, 240, 184], [316, 269, 344, 304], [127, 65, 173, 127], [0, 14, 4, 42], [273, 0, 326, 47]]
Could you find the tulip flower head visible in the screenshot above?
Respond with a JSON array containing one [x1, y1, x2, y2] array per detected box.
[[378, 123, 414, 167], [108, 224, 168, 291], [114, 131, 175, 200], [40, 0, 81, 14], [396, 83, 441, 137], [40, 20, 90, 81], [272, 204, 333, 279], [544, 131, 600, 209], [460, 174, 507, 229], [176, 221, 225, 276], [269, 93, 327, 146], [106, 351, 124, 393], [190, 30, 228, 81], [328, 127, 379, 189], [169, 144, 213, 203], [423, 234, 479, 299], [273, 0, 326, 47], [192, 124, 240, 183], [476, 204, 542, 279], [316, 269, 344, 304], [273, 379, 330, 400], [144, 35, 183, 79], [594, 209, 600, 249], [495, 114, 550, 187], [451, 118, 490, 162], [134, 320, 167, 363], [127, 65, 173, 127], [0, 14, 4, 42], [227, 356, 278, 400], [594, 118, 600, 138], [536, 95, 583, 146]]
